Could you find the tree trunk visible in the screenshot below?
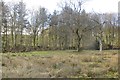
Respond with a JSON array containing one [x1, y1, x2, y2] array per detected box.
[[5, 24, 7, 49], [41, 28, 44, 49], [0, 33, 1, 53], [20, 32, 22, 45], [76, 29, 82, 52], [77, 39, 80, 52], [33, 34, 36, 49], [11, 26, 14, 47], [99, 39, 102, 52], [36, 33, 39, 47], [14, 32, 17, 47]]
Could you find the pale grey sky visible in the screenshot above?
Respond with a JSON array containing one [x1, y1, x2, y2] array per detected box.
[[4, 0, 120, 13]]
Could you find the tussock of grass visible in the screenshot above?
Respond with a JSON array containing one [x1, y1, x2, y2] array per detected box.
[[2, 50, 118, 78]]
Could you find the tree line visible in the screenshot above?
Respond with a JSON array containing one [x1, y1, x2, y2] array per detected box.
[[0, 0, 119, 53]]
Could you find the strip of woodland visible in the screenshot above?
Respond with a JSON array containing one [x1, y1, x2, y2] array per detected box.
[[0, 1, 119, 53]]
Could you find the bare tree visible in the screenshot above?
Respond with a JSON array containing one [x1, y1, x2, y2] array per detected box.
[[58, 0, 95, 51], [29, 10, 40, 48], [49, 10, 59, 49], [0, 1, 2, 52], [17, 1, 27, 46], [39, 7, 48, 48], [1, 1, 9, 52], [91, 13, 106, 52], [67, 1, 92, 51]]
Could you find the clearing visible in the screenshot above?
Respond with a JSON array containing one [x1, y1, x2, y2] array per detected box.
[[2, 50, 118, 78]]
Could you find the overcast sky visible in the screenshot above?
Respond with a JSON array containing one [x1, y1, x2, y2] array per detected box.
[[4, 0, 120, 13]]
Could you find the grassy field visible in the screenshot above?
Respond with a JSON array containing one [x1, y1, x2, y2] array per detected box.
[[2, 50, 118, 78]]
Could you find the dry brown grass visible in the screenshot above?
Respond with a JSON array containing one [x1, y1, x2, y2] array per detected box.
[[2, 50, 118, 78]]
